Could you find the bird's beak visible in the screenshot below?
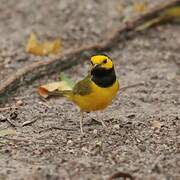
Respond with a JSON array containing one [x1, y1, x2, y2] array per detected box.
[[93, 64, 101, 69], [88, 63, 101, 74]]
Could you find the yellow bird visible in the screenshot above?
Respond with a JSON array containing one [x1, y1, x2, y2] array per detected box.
[[48, 54, 119, 134]]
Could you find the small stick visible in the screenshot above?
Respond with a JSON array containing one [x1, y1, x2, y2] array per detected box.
[[6, 118, 17, 127], [22, 118, 38, 127]]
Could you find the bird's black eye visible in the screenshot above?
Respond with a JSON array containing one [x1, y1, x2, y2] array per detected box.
[[103, 59, 107, 64]]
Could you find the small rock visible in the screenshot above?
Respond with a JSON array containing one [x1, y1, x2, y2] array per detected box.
[[16, 100, 23, 106], [113, 124, 120, 130], [93, 129, 98, 135], [4, 149, 10, 153], [152, 164, 161, 173], [69, 149, 75, 154], [81, 146, 89, 153], [136, 138, 141, 143], [0, 114, 7, 121], [138, 145, 146, 152], [95, 141, 102, 147], [167, 72, 176, 80], [67, 140, 73, 146]]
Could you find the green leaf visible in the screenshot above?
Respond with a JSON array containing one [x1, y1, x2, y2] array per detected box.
[[59, 72, 75, 88]]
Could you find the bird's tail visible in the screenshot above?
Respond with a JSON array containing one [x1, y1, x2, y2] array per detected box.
[[48, 90, 73, 98], [38, 86, 73, 99]]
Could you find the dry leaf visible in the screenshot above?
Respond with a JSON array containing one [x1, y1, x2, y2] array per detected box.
[[51, 39, 61, 54], [26, 33, 44, 55], [136, 6, 180, 31], [26, 33, 61, 56], [38, 81, 72, 98], [151, 120, 162, 129], [123, 2, 148, 22], [38, 86, 49, 98], [0, 129, 16, 137], [134, 2, 148, 13], [162, 6, 180, 20]]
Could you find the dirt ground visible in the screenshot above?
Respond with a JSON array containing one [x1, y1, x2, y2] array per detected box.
[[0, 0, 180, 180]]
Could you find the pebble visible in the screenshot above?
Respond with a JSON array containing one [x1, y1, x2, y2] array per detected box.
[[67, 140, 73, 146], [93, 129, 98, 135], [138, 145, 146, 152], [0, 114, 7, 121], [16, 100, 23, 106], [81, 146, 89, 153], [113, 124, 120, 130]]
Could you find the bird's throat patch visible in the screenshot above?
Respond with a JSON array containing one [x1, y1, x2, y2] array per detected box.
[[91, 67, 116, 88]]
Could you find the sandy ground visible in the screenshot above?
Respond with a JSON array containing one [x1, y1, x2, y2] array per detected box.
[[0, 0, 180, 180]]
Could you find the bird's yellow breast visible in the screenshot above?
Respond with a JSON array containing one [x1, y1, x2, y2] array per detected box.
[[72, 80, 119, 112]]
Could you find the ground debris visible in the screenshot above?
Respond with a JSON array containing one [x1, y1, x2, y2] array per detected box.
[[108, 171, 134, 180]]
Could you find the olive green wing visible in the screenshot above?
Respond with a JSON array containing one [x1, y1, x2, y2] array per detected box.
[[73, 75, 92, 96]]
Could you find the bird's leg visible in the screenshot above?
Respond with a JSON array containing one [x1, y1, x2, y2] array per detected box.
[[80, 111, 84, 134], [96, 112, 107, 128]]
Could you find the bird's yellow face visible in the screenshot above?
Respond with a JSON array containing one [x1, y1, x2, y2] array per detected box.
[[90, 54, 113, 70]]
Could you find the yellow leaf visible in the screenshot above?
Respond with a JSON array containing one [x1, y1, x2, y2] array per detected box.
[[134, 2, 148, 13], [161, 6, 180, 20], [52, 39, 61, 54], [26, 33, 44, 55], [43, 41, 54, 55], [38, 81, 72, 98], [0, 129, 16, 137], [26, 33, 61, 56], [136, 6, 180, 31], [57, 81, 72, 91]]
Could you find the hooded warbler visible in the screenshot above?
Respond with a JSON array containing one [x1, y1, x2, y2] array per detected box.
[[49, 54, 119, 134]]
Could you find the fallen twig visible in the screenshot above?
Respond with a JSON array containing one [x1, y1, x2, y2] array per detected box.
[[0, 0, 179, 103], [22, 118, 38, 127], [6, 118, 18, 127]]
